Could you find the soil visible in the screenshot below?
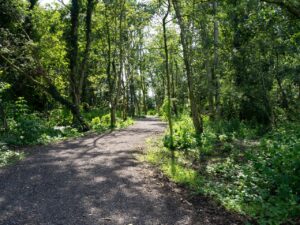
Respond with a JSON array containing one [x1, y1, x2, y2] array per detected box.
[[0, 117, 245, 225]]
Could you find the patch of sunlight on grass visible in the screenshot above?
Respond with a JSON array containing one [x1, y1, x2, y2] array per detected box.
[[161, 161, 204, 189], [0, 149, 25, 167], [144, 138, 204, 190]]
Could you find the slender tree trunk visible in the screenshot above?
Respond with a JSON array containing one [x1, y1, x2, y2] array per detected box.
[[69, 0, 80, 107], [163, 0, 174, 149], [172, 0, 203, 134], [78, 0, 94, 100], [0, 102, 8, 131], [275, 52, 289, 110], [170, 59, 178, 117], [212, 1, 220, 118], [104, 5, 116, 128]]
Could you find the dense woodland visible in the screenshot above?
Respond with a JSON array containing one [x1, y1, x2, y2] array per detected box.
[[0, 0, 300, 224]]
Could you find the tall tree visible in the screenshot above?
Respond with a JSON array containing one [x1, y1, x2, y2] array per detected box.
[[162, 0, 174, 148], [172, 0, 203, 134]]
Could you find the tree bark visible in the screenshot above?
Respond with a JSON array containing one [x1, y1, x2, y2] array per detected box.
[[0, 101, 8, 131], [172, 0, 203, 134], [47, 83, 90, 131], [69, 0, 80, 107], [163, 0, 174, 149], [212, 1, 220, 118], [78, 0, 94, 101]]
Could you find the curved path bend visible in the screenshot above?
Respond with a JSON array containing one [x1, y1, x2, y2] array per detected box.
[[0, 118, 242, 225]]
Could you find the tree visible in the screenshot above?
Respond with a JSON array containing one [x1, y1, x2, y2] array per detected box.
[[172, 0, 203, 134], [162, 0, 174, 148]]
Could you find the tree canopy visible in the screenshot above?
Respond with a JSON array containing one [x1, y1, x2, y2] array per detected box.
[[0, 0, 299, 223]]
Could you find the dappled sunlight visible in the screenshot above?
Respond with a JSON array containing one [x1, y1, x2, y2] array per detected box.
[[0, 118, 195, 224]]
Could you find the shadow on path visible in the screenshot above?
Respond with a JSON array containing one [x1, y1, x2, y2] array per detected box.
[[0, 117, 244, 225], [0, 118, 195, 225]]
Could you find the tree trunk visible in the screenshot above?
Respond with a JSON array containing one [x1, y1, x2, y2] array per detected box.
[[78, 0, 94, 101], [163, 0, 174, 149], [69, 0, 80, 107], [0, 52, 90, 132], [172, 0, 203, 134], [171, 59, 178, 117], [212, 1, 220, 118], [275, 52, 289, 110], [0, 102, 8, 131], [47, 83, 89, 131]]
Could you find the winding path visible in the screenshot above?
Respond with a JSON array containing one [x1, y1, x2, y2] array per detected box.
[[0, 117, 243, 225], [0, 118, 197, 225]]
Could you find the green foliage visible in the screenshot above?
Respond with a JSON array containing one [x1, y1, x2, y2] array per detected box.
[[48, 108, 73, 127], [156, 115, 300, 224], [1, 97, 135, 147], [159, 98, 169, 120], [117, 117, 134, 128], [0, 143, 24, 167], [164, 115, 198, 150], [101, 114, 111, 127], [0, 97, 81, 146], [147, 109, 157, 116], [91, 114, 134, 130], [203, 124, 300, 224], [2, 98, 49, 145], [91, 116, 102, 130]]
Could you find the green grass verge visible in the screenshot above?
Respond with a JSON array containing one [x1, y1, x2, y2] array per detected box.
[[0, 144, 25, 168], [143, 135, 300, 225]]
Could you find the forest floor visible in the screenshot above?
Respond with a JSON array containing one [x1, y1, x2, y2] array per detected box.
[[0, 117, 244, 225]]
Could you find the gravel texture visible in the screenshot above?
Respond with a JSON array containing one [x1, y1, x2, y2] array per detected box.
[[0, 117, 244, 225]]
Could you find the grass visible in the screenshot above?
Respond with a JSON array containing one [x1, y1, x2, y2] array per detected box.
[[143, 120, 300, 225], [0, 143, 25, 167]]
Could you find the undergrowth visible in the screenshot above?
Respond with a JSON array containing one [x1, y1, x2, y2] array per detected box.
[[144, 116, 300, 225], [0, 97, 134, 167], [0, 143, 25, 167]]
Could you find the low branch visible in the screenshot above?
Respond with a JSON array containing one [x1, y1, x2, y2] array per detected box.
[[0, 54, 90, 131]]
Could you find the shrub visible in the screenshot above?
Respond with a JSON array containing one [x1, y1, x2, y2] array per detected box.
[[101, 114, 111, 127], [164, 115, 198, 150], [160, 114, 300, 224], [48, 108, 73, 126], [0, 143, 24, 167], [91, 116, 102, 130], [117, 117, 134, 128], [147, 109, 157, 116]]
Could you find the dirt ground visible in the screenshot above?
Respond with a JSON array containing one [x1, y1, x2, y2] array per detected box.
[[0, 117, 245, 225]]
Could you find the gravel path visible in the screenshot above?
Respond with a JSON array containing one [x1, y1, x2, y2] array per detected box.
[[0, 118, 194, 225], [0, 117, 244, 225]]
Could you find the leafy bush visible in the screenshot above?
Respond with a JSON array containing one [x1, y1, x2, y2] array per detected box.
[[147, 109, 157, 116], [91, 116, 103, 130], [203, 125, 300, 224], [0, 97, 80, 146], [164, 115, 198, 149], [0, 143, 24, 167], [1, 98, 51, 145], [117, 117, 134, 128], [159, 99, 169, 121], [101, 114, 111, 127], [82, 108, 106, 121], [157, 115, 300, 224], [90, 114, 133, 130], [48, 108, 73, 126]]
